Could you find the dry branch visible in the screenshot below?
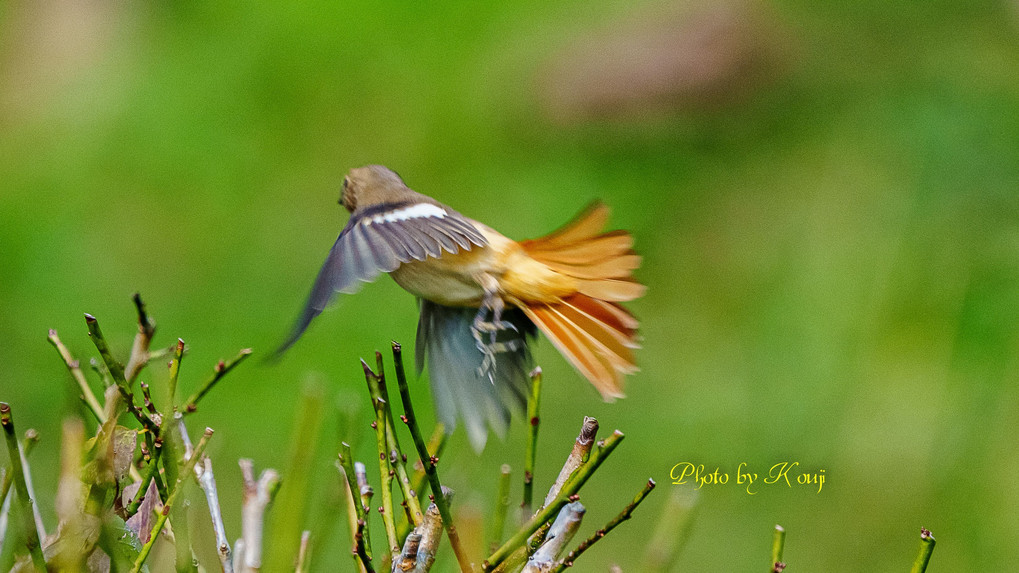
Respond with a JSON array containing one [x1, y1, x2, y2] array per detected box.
[[237, 459, 281, 573], [523, 502, 585, 573], [542, 417, 598, 509]]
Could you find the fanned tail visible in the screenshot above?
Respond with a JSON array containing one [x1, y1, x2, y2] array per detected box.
[[519, 202, 643, 399]]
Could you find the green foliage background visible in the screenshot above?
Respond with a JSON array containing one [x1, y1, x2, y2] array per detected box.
[[2, 0, 1018, 570]]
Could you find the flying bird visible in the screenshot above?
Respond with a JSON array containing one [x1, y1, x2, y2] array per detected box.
[[279, 165, 643, 450]]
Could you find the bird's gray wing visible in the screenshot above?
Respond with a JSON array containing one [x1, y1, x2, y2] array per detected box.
[[416, 299, 536, 452], [275, 201, 488, 356]]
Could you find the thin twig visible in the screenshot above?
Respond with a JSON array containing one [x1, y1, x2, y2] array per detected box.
[[167, 338, 185, 405], [910, 528, 936, 573], [771, 524, 786, 572], [48, 329, 106, 424], [125, 446, 163, 517], [362, 360, 401, 558], [89, 357, 114, 389], [543, 417, 598, 509], [85, 312, 127, 383], [522, 368, 542, 522], [372, 352, 425, 528], [490, 464, 512, 553], [338, 445, 373, 563], [0, 403, 47, 572], [337, 458, 369, 573], [353, 518, 375, 573], [295, 530, 312, 573], [19, 429, 45, 541], [523, 502, 585, 573], [238, 459, 281, 573], [125, 292, 157, 384], [178, 414, 233, 573], [411, 425, 446, 507], [201, 456, 234, 573], [392, 342, 474, 572], [483, 430, 625, 572], [554, 479, 656, 571], [131, 427, 213, 573], [182, 348, 253, 414], [88, 315, 162, 434]]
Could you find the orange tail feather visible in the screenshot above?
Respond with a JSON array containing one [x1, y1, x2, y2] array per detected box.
[[518, 202, 643, 398]]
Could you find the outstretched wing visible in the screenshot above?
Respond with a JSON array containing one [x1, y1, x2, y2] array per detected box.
[[275, 201, 488, 356]]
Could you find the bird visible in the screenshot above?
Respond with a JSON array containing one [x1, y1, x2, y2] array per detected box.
[[278, 165, 644, 451]]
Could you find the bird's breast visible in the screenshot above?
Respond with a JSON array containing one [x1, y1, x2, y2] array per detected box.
[[388, 246, 491, 306]]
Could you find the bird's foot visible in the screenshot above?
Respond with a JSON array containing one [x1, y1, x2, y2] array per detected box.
[[471, 282, 519, 383], [476, 339, 525, 384]]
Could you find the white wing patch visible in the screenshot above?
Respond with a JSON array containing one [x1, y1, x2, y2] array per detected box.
[[364, 203, 447, 225]]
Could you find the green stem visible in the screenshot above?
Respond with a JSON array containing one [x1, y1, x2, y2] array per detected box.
[[167, 338, 185, 405], [48, 329, 106, 424], [85, 313, 127, 383], [181, 348, 252, 414], [338, 444, 373, 563], [522, 368, 542, 521], [411, 425, 447, 507], [771, 524, 786, 572], [483, 430, 625, 572], [125, 446, 163, 517], [373, 352, 425, 528], [910, 528, 936, 573], [362, 360, 400, 558], [490, 464, 512, 553], [553, 478, 656, 571], [130, 428, 212, 573], [87, 313, 158, 435], [392, 342, 474, 572], [0, 403, 47, 572]]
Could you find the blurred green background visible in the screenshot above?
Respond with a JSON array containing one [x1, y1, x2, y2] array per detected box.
[[2, 0, 1018, 570]]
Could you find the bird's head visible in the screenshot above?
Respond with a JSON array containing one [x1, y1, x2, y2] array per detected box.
[[339, 165, 407, 213]]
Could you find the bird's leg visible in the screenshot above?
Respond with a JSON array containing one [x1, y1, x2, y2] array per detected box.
[[472, 274, 520, 382]]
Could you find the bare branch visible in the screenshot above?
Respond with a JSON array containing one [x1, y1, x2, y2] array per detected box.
[[178, 416, 232, 573], [543, 417, 598, 509], [338, 445, 374, 566], [484, 429, 624, 572], [125, 292, 157, 384], [182, 348, 253, 414], [523, 502, 585, 573], [237, 459, 281, 573]]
